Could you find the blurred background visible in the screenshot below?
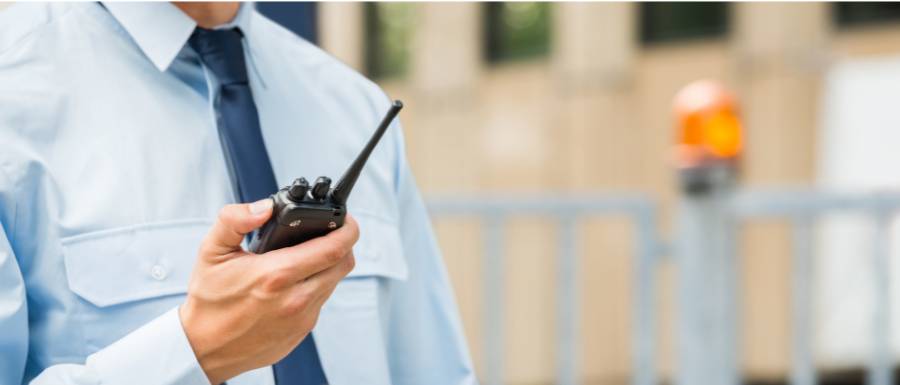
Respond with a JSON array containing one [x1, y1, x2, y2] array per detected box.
[[335, 2, 900, 385], [6, 1, 900, 384], [247, 2, 900, 385]]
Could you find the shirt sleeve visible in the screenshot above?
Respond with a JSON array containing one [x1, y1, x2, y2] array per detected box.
[[0, 183, 209, 385], [21, 306, 211, 385], [383, 121, 479, 385], [1, 229, 210, 385], [77, 307, 211, 385], [0, 219, 29, 385]]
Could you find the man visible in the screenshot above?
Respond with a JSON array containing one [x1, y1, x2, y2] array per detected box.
[[0, 2, 476, 384]]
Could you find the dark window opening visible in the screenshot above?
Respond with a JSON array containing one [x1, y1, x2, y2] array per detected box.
[[640, 2, 730, 45], [834, 2, 900, 29]]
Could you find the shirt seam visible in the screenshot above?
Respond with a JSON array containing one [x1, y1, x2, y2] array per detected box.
[[0, 161, 19, 246], [88, 4, 130, 46]]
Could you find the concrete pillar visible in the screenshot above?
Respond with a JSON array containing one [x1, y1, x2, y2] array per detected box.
[[411, 3, 481, 106], [403, 3, 481, 194], [552, 3, 636, 191], [733, 2, 829, 184], [552, 3, 642, 385], [731, 2, 829, 380], [317, 3, 364, 72], [553, 3, 633, 90], [402, 3, 488, 384]]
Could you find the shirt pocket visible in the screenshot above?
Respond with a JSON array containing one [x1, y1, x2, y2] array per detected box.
[[61, 219, 210, 351], [315, 210, 407, 385], [346, 209, 407, 280]]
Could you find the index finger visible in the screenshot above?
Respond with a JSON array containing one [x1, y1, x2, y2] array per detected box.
[[263, 214, 361, 280]]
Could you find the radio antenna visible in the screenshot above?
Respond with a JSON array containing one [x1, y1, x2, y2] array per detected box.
[[330, 100, 403, 205]]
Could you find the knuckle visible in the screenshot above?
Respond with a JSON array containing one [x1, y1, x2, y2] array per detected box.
[[198, 239, 228, 260], [219, 204, 247, 224], [298, 285, 317, 305], [295, 318, 313, 334], [282, 288, 314, 316], [281, 298, 303, 316], [304, 277, 326, 296], [217, 206, 234, 222], [218, 210, 242, 232], [186, 279, 203, 296], [262, 266, 292, 292], [280, 302, 299, 317], [302, 314, 319, 333], [348, 221, 360, 241], [197, 239, 215, 257], [340, 219, 361, 243], [341, 252, 356, 274], [323, 242, 344, 264]]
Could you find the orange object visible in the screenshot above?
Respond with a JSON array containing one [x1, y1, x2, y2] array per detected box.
[[672, 80, 743, 167]]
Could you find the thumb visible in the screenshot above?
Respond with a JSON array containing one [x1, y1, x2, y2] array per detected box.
[[200, 199, 273, 257]]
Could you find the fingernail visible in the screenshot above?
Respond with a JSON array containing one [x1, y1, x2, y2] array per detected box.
[[249, 198, 273, 215]]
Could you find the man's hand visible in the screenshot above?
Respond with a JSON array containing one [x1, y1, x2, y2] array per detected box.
[[179, 199, 358, 384]]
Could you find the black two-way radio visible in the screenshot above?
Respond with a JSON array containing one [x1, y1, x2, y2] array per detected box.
[[249, 100, 404, 253]]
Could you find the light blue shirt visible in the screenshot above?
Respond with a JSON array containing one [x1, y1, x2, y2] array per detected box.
[[0, 2, 476, 385]]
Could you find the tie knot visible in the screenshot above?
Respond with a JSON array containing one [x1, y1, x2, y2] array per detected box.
[[189, 27, 248, 86]]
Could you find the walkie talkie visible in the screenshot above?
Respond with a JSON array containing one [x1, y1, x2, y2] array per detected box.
[[249, 100, 404, 253]]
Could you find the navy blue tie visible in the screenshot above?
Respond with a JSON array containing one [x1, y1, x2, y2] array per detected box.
[[189, 27, 329, 385]]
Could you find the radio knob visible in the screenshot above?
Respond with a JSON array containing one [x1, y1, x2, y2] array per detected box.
[[288, 177, 310, 201], [311, 176, 332, 201]]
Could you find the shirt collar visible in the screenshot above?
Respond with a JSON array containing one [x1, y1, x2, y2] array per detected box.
[[102, 2, 253, 72]]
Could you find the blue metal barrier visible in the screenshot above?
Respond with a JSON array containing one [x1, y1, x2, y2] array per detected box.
[[732, 190, 900, 385], [428, 190, 899, 385], [428, 195, 664, 385]]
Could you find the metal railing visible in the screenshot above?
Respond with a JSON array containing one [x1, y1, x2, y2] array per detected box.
[[428, 195, 664, 385], [731, 190, 900, 385], [427, 189, 899, 385]]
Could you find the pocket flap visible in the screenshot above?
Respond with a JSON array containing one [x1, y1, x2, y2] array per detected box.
[[62, 212, 406, 308], [62, 219, 210, 308], [348, 211, 407, 281]]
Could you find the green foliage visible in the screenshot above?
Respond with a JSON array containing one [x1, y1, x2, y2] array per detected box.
[[366, 3, 415, 79], [484, 2, 552, 63]]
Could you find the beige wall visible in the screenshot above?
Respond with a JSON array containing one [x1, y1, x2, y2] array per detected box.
[[319, 3, 900, 384]]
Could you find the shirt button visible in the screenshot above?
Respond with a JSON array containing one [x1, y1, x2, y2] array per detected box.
[[150, 264, 168, 281]]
